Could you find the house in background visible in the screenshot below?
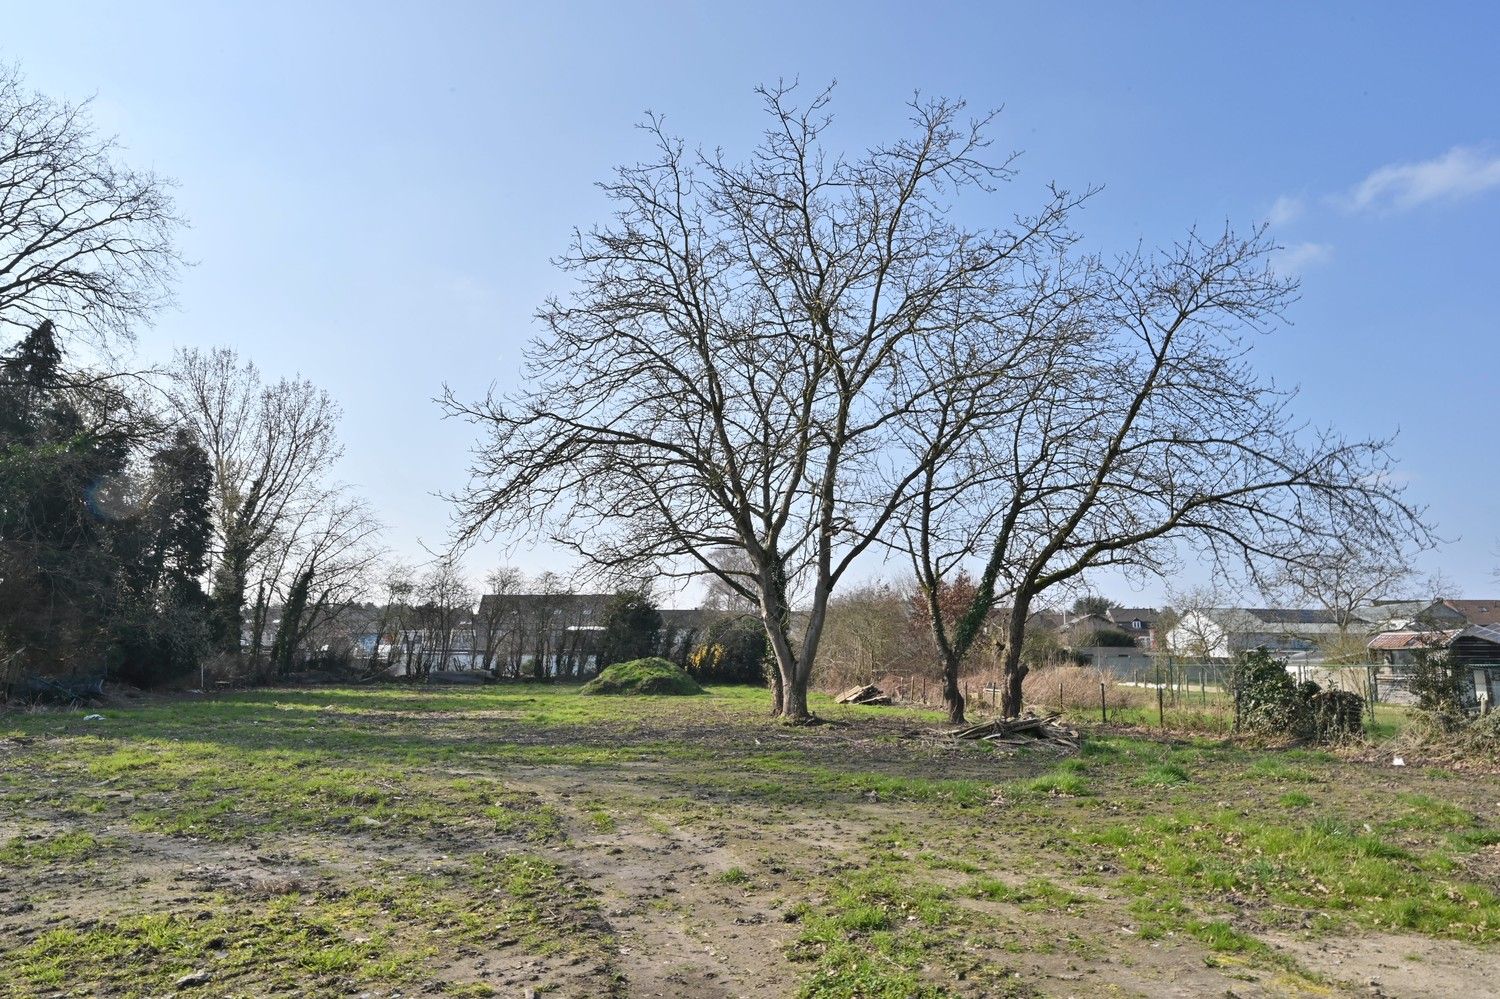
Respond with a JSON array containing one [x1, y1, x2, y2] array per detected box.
[[1165, 608, 1343, 661], [1437, 600, 1500, 628], [475, 592, 611, 677], [1366, 629, 1460, 666], [1107, 607, 1161, 649]]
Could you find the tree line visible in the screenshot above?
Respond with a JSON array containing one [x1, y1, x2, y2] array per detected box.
[[0, 67, 381, 693]]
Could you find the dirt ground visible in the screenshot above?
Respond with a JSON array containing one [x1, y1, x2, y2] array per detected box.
[[1, 685, 1497, 997]]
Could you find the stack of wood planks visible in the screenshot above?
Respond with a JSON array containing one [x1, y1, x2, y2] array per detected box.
[[834, 684, 894, 706]]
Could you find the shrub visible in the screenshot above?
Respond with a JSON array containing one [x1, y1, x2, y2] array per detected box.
[[597, 591, 662, 668], [1074, 628, 1140, 648], [579, 657, 705, 696], [685, 617, 767, 686], [1231, 647, 1303, 733], [1409, 651, 1465, 713], [1405, 709, 1500, 756], [1231, 647, 1362, 742], [1308, 689, 1364, 740]]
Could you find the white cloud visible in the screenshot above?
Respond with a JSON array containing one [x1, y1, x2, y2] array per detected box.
[[1272, 241, 1333, 275], [1347, 145, 1500, 212], [1266, 195, 1303, 227]]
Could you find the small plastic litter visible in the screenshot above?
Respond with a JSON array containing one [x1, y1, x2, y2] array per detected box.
[[83, 714, 104, 721], [1391, 755, 1405, 767]]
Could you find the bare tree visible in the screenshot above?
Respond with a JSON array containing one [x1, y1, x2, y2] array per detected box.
[[416, 558, 476, 677], [1265, 546, 1420, 664], [167, 347, 342, 651], [265, 494, 385, 667], [902, 229, 1435, 717], [477, 565, 525, 670], [0, 65, 181, 352], [815, 580, 925, 691], [1162, 582, 1242, 661], [699, 549, 759, 615], [369, 559, 415, 672], [447, 84, 1077, 720]]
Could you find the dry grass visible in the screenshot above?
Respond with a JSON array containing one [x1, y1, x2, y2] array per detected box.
[[819, 664, 1145, 719], [1021, 665, 1145, 714]]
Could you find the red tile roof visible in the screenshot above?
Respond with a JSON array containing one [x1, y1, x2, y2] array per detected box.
[[1443, 600, 1500, 627]]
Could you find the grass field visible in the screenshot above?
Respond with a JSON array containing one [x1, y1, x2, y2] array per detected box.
[[2, 685, 1497, 998]]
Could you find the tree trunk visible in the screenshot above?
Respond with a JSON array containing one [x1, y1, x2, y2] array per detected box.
[[778, 656, 810, 720], [212, 545, 250, 654], [999, 597, 1031, 718], [768, 657, 785, 715], [943, 651, 966, 724]]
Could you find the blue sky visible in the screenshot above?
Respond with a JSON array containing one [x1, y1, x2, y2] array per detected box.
[[7, 2, 1498, 603]]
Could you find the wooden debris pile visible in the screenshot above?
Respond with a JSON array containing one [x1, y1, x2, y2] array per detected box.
[[835, 684, 893, 706], [950, 713, 1080, 752]]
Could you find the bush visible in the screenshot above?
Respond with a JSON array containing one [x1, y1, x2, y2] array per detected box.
[[1073, 628, 1139, 648], [1230, 647, 1362, 742], [1409, 651, 1465, 713], [1308, 689, 1364, 740], [1406, 709, 1500, 755], [686, 617, 768, 685], [1230, 648, 1303, 733], [598, 590, 662, 668], [579, 657, 705, 696]]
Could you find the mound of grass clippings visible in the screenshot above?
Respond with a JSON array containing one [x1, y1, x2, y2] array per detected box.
[[579, 658, 705, 696]]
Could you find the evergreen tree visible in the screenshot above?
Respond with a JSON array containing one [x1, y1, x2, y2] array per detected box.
[[1, 321, 215, 690], [598, 589, 662, 668]]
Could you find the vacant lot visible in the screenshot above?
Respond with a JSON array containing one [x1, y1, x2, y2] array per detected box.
[[1, 686, 1497, 998]]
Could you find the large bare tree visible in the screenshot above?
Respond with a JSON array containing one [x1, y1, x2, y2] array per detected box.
[[167, 346, 343, 651], [448, 85, 1076, 720], [900, 228, 1435, 718], [0, 66, 180, 352]]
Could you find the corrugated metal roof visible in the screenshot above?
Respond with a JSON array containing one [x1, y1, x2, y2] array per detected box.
[[1455, 623, 1500, 645], [1367, 629, 1460, 651], [1246, 608, 1339, 625]]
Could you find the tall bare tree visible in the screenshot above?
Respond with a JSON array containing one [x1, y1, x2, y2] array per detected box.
[[416, 558, 475, 677], [1265, 546, 1421, 664], [0, 66, 180, 352], [370, 560, 415, 672], [901, 229, 1435, 717], [477, 565, 524, 670], [167, 346, 343, 651], [448, 85, 1077, 720], [245, 492, 384, 671]]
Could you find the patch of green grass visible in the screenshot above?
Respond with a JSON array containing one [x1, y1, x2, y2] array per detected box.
[[1088, 806, 1500, 942], [1246, 757, 1322, 783], [1135, 762, 1191, 787], [1186, 919, 1265, 954], [0, 831, 105, 865], [4, 897, 416, 994], [718, 866, 750, 885], [1016, 770, 1089, 797], [967, 876, 1089, 911]]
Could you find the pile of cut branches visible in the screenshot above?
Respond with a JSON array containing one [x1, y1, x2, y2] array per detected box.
[[950, 713, 1080, 752]]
